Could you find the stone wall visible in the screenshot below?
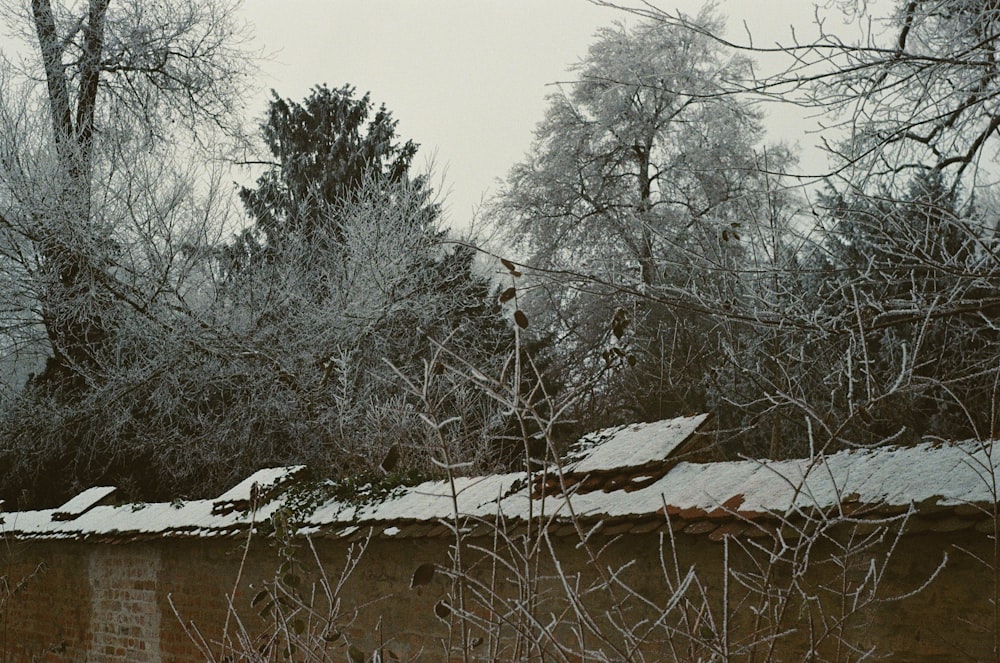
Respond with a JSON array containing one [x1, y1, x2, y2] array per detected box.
[[2, 523, 997, 662]]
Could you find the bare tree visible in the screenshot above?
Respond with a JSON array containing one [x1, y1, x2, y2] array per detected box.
[[486, 9, 802, 450], [0, 0, 261, 503], [0, 0, 252, 388]]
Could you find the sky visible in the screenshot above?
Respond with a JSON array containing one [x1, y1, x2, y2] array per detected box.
[[239, 1, 836, 233]]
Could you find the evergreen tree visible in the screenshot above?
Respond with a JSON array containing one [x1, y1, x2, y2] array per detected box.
[[226, 85, 522, 479], [238, 84, 422, 256]]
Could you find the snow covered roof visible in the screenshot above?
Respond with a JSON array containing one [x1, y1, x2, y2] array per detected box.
[[564, 414, 711, 474], [52, 485, 116, 521], [2, 415, 998, 543], [212, 465, 306, 516]]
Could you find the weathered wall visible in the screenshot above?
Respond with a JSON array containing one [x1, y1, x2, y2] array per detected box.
[[2, 524, 998, 662], [2, 540, 90, 661]]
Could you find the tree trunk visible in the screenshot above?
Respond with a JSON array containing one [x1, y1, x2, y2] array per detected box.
[[32, 0, 112, 389]]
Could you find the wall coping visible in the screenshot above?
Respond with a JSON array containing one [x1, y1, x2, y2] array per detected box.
[[2, 414, 998, 543]]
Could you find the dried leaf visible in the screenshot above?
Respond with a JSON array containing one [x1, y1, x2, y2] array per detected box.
[[500, 257, 516, 272], [380, 444, 400, 473], [513, 310, 529, 329], [410, 563, 435, 588], [434, 600, 451, 619], [612, 308, 629, 339], [498, 286, 517, 304]]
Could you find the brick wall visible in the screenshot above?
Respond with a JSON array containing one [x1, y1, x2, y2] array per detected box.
[[2, 541, 91, 662], [88, 546, 161, 660], [1, 526, 997, 662]]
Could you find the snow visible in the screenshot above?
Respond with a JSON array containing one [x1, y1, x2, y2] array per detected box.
[[565, 414, 710, 473], [3, 415, 999, 542], [545, 440, 1000, 519], [306, 438, 1000, 524], [0, 495, 289, 540], [52, 486, 117, 520], [215, 465, 306, 502], [305, 473, 524, 527]]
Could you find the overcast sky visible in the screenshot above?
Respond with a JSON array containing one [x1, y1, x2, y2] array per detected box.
[[240, 1, 838, 231]]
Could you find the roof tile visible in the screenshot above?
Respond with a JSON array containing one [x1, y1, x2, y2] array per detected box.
[[5, 415, 1000, 544]]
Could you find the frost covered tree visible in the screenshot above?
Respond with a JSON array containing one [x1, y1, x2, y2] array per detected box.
[[0, 0, 255, 504], [0, 0, 251, 390], [605, 0, 1000, 185], [784, 1, 1000, 449], [489, 10, 778, 436], [0, 83, 518, 505], [201, 86, 517, 491], [807, 0, 1000, 182], [516, 0, 1000, 456], [801, 170, 1000, 446]]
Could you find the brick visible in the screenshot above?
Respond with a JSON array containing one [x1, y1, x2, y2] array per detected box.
[[6, 512, 1000, 663]]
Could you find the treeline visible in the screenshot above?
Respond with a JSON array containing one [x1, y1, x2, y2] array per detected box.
[[485, 5, 1000, 460], [1, 1, 998, 506]]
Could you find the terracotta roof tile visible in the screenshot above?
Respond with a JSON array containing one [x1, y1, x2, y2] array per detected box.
[[709, 522, 747, 541], [629, 519, 666, 534], [683, 520, 718, 535]]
